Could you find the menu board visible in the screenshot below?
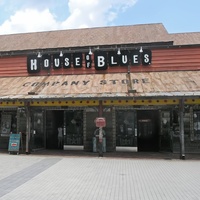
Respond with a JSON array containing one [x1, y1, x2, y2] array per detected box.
[[8, 133, 21, 153]]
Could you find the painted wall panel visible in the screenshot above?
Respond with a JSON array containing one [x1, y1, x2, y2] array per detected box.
[[0, 47, 200, 77]]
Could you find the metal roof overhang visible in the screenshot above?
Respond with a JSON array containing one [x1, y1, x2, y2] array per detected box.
[[0, 71, 200, 101]]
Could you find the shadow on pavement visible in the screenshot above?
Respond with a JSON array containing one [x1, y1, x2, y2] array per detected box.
[[1, 149, 200, 160], [29, 150, 200, 160]]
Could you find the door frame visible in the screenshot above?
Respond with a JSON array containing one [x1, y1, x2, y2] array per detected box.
[[137, 110, 159, 152]]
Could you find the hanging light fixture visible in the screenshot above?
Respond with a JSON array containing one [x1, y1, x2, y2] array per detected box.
[[88, 48, 93, 55], [59, 51, 63, 57], [117, 48, 121, 55], [37, 52, 42, 58]]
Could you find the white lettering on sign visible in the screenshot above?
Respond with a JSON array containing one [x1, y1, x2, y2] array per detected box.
[[144, 54, 149, 63], [27, 49, 152, 73], [64, 57, 70, 67], [30, 59, 38, 70], [110, 56, 117, 65], [54, 58, 60, 68], [75, 57, 80, 66], [121, 55, 128, 64], [44, 59, 50, 68], [133, 55, 139, 64], [97, 56, 105, 67]]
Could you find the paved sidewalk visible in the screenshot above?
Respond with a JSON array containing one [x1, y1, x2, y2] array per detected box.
[[0, 152, 200, 200]]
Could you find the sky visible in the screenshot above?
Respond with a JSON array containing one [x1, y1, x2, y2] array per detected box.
[[0, 0, 200, 35]]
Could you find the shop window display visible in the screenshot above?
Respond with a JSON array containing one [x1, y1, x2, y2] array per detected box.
[[65, 111, 83, 145], [116, 111, 136, 147], [193, 111, 200, 140], [0, 112, 17, 137]]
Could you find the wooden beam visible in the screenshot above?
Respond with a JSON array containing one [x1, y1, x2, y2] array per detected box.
[[25, 105, 31, 154], [179, 98, 185, 159]]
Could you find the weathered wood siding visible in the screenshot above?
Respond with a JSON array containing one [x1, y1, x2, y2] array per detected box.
[[1, 47, 200, 77], [0, 56, 28, 77], [151, 48, 200, 71]]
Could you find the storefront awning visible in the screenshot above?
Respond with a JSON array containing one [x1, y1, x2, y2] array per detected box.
[[0, 71, 200, 101]]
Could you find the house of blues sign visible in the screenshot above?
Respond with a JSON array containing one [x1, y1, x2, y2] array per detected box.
[[27, 49, 152, 73]]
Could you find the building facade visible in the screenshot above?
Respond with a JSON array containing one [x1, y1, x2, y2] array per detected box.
[[0, 23, 200, 157]]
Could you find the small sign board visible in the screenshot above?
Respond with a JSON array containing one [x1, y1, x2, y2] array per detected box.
[[95, 117, 106, 127], [8, 133, 21, 153]]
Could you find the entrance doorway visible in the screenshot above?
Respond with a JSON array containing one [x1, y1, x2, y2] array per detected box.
[[116, 110, 137, 152], [46, 110, 64, 149], [137, 110, 159, 152], [31, 111, 45, 151], [46, 110, 83, 150]]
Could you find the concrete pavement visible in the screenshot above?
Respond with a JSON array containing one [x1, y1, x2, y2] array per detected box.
[[0, 152, 200, 200]]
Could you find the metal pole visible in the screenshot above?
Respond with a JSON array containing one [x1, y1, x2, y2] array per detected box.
[[25, 105, 31, 154], [179, 98, 185, 159], [98, 101, 103, 157]]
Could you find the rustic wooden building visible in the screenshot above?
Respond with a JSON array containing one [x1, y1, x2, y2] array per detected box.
[[0, 23, 200, 158]]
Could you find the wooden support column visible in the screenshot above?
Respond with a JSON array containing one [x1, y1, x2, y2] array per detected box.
[[99, 100, 103, 117], [25, 104, 31, 154], [179, 98, 185, 159]]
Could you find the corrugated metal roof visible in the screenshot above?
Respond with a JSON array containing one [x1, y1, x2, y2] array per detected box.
[[0, 23, 170, 52], [0, 71, 200, 100], [171, 32, 200, 45], [0, 23, 200, 53]]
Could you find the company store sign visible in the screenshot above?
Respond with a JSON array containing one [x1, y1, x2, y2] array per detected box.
[[27, 49, 152, 73]]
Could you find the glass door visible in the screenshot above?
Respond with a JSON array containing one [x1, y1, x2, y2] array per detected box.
[[31, 111, 45, 150], [64, 110, 83, 146], [160, 111, 172, 152], [116, 110, 137, 150]]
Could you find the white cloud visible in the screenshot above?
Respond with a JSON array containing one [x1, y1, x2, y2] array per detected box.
[[0, 0, 137, 35], [61, 0, 137, 29], [0, 8, 59, 34]]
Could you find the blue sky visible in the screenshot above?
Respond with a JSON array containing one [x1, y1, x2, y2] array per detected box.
[[0, 0, 199, 35]]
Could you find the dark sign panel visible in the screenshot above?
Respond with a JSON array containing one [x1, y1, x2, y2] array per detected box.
[[42, 54, 51, 70], [73, 53, 82, 68], [94, 51, 108, 70], [53, 54, 62, 69], [119, 50, 129, 66], [27, 49, 152, 73], [27, 55, 41, 73], [130, 50, 141, 66], [141, 49, 152, 65], [108, 51, 119, 67], [85, 53, 92, 68], [63, 53, 72, 68]]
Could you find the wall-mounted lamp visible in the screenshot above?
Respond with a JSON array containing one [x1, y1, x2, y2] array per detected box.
[[117, 48, 121, 55], [88, 48, 93, 55], [37, 52, 42, 58], [59, 51, 63, 57], [139, 46, 143, 53]]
